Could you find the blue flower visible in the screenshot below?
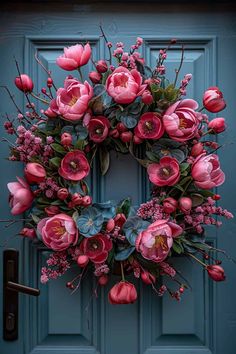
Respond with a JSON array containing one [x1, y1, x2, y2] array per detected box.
[[93, 200, 116, 220], [123, 216, 150, 246], [76, 207, 104, 237]]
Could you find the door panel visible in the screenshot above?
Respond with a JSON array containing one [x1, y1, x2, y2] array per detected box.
[[1, 3, 236, 354]]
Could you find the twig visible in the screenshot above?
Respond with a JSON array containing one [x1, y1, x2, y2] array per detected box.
[[99, 24, 112, 65], [174, 45, 185, 87], [34, 52, 57, 90]]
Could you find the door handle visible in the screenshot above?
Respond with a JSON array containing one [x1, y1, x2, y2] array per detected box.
[[3, 249, 40, 341]]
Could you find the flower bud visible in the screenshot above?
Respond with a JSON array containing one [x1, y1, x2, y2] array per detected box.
[[141, 270, 156, 285], [191, 142, 204, 157], [163, 197, 178, 214], [206, 265, 226, 281], [45, 205, 60, 216], [47, 77, 53, 87], [61, 132, 72, 146], [106, 218, 115, 232], [71, 193, 83, 206], [208, 118, 226, 134], [24, 162, 46, 184], [20, 228, 36, 239], [179, 197, 192, 213], [203, 87, 226, 113], [82, 195, 92, 206], [89, 71, 102, 84], [98, 275, 109, 286], [57, 188, 69, 200], [116, 122, 128, 132], [120, 131, 133, 143], [142, 90, 153, 105], [114, 213, 126, 228], [133, 135, 143, 144], [15, 74, 34, 93], [96, 60, 108, 73], [77, 255, 89, 268], [108, 281, 137, 304], [109, 129, 119, 138]]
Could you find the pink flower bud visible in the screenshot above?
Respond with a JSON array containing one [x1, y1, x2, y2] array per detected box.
[[109, 129, 119, 138], [120, 131, 133, 143], [133, 135, 143, 144], [89, 71, 102, 84], [24, 162, 46, 184], [106, 218, 115, 232], [45, 205, 60, 216], [116, 122, 128, 132], [98, 275, 109, 286], [41, 88, 47, 94], [71, 193, 83, 206], [15, 74, 34, 93], [208, 117, 226, 134], [77, 255, 89, 268], [61, 132, 72, 146], [82, 195, 92, 206], [20, 228, 36, 239], [142, 90, 153, 105], [163, 197, 178, 214], [141, 270, 156, 285], [179, 197, 192, 213], [47, 77, 53, 87], [191, 142, 204, 157], [206, 265, 226, 281], [44, 107, 58, 118], [57, 188, 69, 200], [203, 87, 226, 113], [114, 213, 126, 228], [95, 60, 108, 73]]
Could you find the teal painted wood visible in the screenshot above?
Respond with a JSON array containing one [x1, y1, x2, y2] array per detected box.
[[0, 3, 236, 354]]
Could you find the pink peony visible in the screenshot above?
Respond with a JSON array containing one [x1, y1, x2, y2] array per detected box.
[[88, 116, 110, 143], [37, 214, 78, 251], [163, 99, 199, 142], [134, 112, 164, 140], [24, 162, 46, 184], [108, 281, 137, 304], [147, 157, 180, 186], [191, 153, 225, 189], [208, 117, 226, 133], [59, 150, 90, 181], [105, 67, 146, 104], [203, 87, 226, 113], [7, 177, 34, 215], [56, 43, 91, 71], [52, 77, 93, 122], [136, 220, 183, 263], [79, 233, 113, 264]]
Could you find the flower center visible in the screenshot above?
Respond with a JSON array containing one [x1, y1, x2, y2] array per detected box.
[[92, 243, 98, 249], [162, 167, 170, 176], [154, 235, 169, 251], [69, 95, 78, 106], [95, 128, 103, 135], [70, 161, 77, 170], [52, 222, 66, 238], [161, 149, 170, 156], [179, 117, 187, 129], [145, 121, 153, 131], [86, 218, 94, 227]]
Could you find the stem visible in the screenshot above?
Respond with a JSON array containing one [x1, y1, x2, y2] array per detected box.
[[99, 24, 112, 65], [30, 92, 49, 105], [78, 67, 84, 82], [120, 262, 125, 282], [198, 106, 205, 112], [0, 86, 24, 115], [180, 177, 193, 198], [34, 52, 57, 90], [187, 253, 207, 268], [174, 45, 184, 87], [201, 129, 213, 137]]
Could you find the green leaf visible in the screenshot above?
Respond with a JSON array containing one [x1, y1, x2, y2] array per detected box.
[[180, 163, 190, 173], [172, 241, 184, 254], [191, 193, 204, 207], [51, 143, 66, 155], [118, 197, 132, 218], [49, 157, 61, 168], [145, 151, 159, 162], [74, 140, 85, 150], [30, 214, 41, 224], [99, 146, 110, 176]]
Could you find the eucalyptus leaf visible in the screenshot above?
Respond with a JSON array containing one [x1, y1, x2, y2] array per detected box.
[[121, 115, 138, 128], [99, 146, 110, 176], [115, 246, 135, 261]]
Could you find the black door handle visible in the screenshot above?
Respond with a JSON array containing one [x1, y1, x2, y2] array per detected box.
[[3, 249, 40, 341]]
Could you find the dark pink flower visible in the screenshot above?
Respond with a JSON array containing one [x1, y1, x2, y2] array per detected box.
[[134, 112, 164, 140], [163, 99, 199, 142], [89, 71, 102, 84], [203, 87, 226, 113], [56, 43, 91, 71], [108, 281, 137, 304], [147, 157, 180, 186], [37, 214, 78, 251], [105, 67, 146, 104], [7, 177, 34, 215], [24, 162, 46, 184], [61, 132, 72, 146], [79, 233, 113, 264], [59, 150, 90, 181], [179, 197, 192, 213], [191, 153, 225, 189], [96, 60, 108, 73], [88, 116, 110, 143], [206, 265, 226, 281], [15, 74, 34, 93], [163, 197, 178, 214], [142, 90, 153, 105], [208, 117, 226, 133]]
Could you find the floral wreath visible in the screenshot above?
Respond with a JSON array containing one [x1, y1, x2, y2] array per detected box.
[[2, 29, 233, 305]]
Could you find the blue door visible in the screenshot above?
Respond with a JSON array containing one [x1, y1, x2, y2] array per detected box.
[[1, 2, 236, 354]]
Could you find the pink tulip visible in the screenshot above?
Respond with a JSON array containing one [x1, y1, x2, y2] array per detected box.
[[163, 99, 199, 142], [52, 77, 93, 122], [57, 188, 69, 200], [203, 87, 226, 113], [89, 71, 102, 84], [136, 220, 183, 263], [179, 197, 192, 213], [96, 60, 108, 73], [206, 265, 226, 281], [142, 90, 153, 105], [7, 177, 34, 215], [24, 162, 46, 184], [59, 150, 90, 181], [56, 43, 91, 71], [208, 117, 226, 133], [15, 74, 34, 93], [147, 157, 180, 187], [105, 67, 146, 104], [191, 153, 225, 189], [37, 214, 78, 251], [163, 197, 178, 214], [108, 281, 137, 304], [134, 112, 164, 140]]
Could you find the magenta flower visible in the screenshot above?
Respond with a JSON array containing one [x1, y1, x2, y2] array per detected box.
[[136, 220, 183, 263], [56, 43, 91, 71], [147, 157, 180, 186], [15, 74, 34, 93], [37, 214, 78, 251], [105, 67, 146, 104], [134, 112, 164, 140], [24, 162, 46, 184], [52, 77, 93, 122], [108, 281, 137, 304], [191, 153, 225, 189], [203, 87, 226, 113], [7, 177, 34, 215], [79, 233, 113, 264], [88, 116, 110, 143], [59, 150, 90, 181], [163, 99, 199, 142]]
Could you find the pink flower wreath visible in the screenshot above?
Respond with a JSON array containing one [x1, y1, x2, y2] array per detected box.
[[2, 30, 233, 305]]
